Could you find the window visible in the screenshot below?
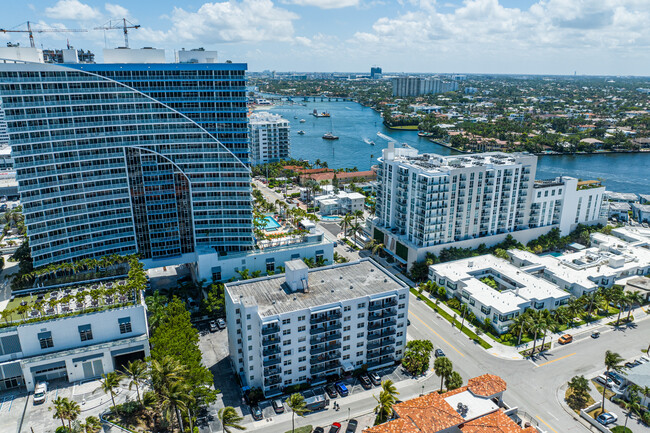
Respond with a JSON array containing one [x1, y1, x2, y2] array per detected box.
[[398, 303, 405, 309], [248, 345, 253, 350], [78, 324, 93, 342], [284, 350, 292, 356], [299, 376, 307, 381], [298, 315, 306, 321], [299, 366, 306, 372], [247, 314, 251, 320], [343, 325, 351, 331], [298, 346, 306, 353], [357, 323, 364, 328], [38, 331, 53, 349], [284, 380, 292, 385], [357, 313, 365, 318], [283, 340, 291, 346], [344, 316, 351, 322], [399, 294, 406, 299], [343, 345, 350, 351], [343, 335, 350, 341], [247, 325, 252, 330], [118, 317, 132, 334], [282, 318, 291, 325], [298, 336, 306, 342], [398, 313, 405, 319], [249, 355, 253, 361], [356, 341, 364, 347], [357, 332, 364, 338], [250, 375, 254, 381], [298, 356, 306, 362], [284, 360, 292, 366], [397, 332, 404, 337], [344, 306, 351, 312], [248, 336, 252, 341], [285, 369, 292, 375], [283, 329, 291, 335], [343, 354, 350, 360], [356, 351, 363, 356], [357, 302, 366, 308]]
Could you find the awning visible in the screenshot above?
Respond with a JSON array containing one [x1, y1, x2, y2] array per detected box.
[[342, 361, 354, 372]]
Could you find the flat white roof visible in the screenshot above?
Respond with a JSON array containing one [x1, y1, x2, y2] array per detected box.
[[443, 390, 499, 421]]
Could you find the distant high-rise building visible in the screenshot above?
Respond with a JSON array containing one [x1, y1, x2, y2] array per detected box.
[[176, 48, 218, 64], [391, 76, 458, 97], [43, 48, 95, 64], [249, 112, 290, 165], [0, 58, 252, 268], [370, 66, 382, 79]]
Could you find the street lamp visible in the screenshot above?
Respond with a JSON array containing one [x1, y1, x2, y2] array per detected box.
[[348, 407, 350, 421], [421, 385, 424, 396]]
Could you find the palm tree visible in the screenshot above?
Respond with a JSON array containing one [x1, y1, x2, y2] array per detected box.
[[625, 291, 644, 322], [445, 371, 463, 391], [50, 396, 69, 428], [340, 214, 354, 238], [63, 398, 81, 430], [99, 372, 121, 411], [122, 359, 147, 405], [380, 379, 399, 401], [567, 375, 590, 408], [364, 239, 385, 259], [161, 381, 192, 433], [538, 311, 555, 352], [526, 310, 544, 357], [353, 209, 364, 224], [583, 289, 604, 318], [218, 406, 246, 433], [151, 357, 186, 393], [510, 311, 530, 346], [373, 389, 397, 426], [286, 393, 309, 433], [622, 393, 641, 431], [82, 416, 102, 433], [601, 351, 625, 413], [434, 357, 453, 391], [347, 222, 362, 246]]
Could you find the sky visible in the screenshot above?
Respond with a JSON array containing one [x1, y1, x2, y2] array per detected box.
[[1, 0, 649, 75]]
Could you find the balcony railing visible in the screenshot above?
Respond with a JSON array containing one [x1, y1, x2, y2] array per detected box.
[[369, 299, 398, 311], [367, 346, 395, 359], [264, 366, 282, 376], [262, 336, 281, 346], [367, 338, 395, 350], [367, 328, 396, 341], [367, 356, 395, 368], [368, 319, 397, 331], [310, 322, 342, 335], [264, 376, 281, 386], [263, 357, 281, 367], [368, 309, 397, 321], [310, 351, 341, 365], [261, 324, 280, 335], [310, 342, 342, 355], [310, 360, 341, 375], [263, 345, 281, 356], [310, 311, 342, 324], [310, 331, 341, 345]]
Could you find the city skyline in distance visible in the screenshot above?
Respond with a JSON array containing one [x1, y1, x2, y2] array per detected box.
[[1, 0, 649, 75]]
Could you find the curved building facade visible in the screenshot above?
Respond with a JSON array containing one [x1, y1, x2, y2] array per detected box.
[[0, 62, 253, 268]]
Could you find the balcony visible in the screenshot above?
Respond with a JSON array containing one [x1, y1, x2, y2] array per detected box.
[[264, 376, 281, 386], [263, 357, 281, 367], [264, 365, 282, 376], [367, 346, 395, 359], [310, 331, 341, 345], [368, 309, 397, 321], [262, 336, 281, 346], [310, 360, 341, 375], [310, 342, 342, 355], [367, 328, 396, 341], [310, 322, 342, 335], [310, 351, 341, 365], [368, 299, 398, 311], [310, 311, 342, 324], [261, 324, 280, 336], [368, 319, 397, 331], [367, 356, 395, 368], [367, 337, 395, 350], [263, 345, 281, 356]]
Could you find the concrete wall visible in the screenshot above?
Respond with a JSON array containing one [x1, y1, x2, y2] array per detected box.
[[580, 402, 611, 433]]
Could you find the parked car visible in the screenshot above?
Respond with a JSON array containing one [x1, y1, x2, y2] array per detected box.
[[251, 405, 263, 420], [329, 422, 342, 433], [639, 356, 650, 363], [595, 375, 613, 388], [368, 371, 381, 386], [558, 334, 573, 344], [33, 382, 47, 404], [596, 412, 617, 426], [359, 375, 372, 390], [435, 349, 446, 358], [272, 399, 284, 413], [625, 361, 638, 369], [314, 428, 325, 433], [216, 318, 226, 330], [335, 382, 349, 397], [591, 331, 600, 338], [325, 383, 338, 399], [209, 320, 218, 332], [346, 419, 358, 433]]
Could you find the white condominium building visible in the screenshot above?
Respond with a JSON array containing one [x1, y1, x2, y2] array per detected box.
[[225, 259, 409, 397], [249, 112, 290, 165], [391, 76, 459, 97], [370, 146, 606, 267], [315, 191, 366, 216]]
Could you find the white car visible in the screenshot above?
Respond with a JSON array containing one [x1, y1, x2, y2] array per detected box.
[[33, 382, 47, 404]]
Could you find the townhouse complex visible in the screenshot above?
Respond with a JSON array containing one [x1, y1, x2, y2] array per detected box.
[[225, 259, 409, 396], [370, 145, 607, 267]]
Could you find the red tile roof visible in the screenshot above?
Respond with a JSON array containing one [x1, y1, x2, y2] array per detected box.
[[460, 409, 537, 433], [467, 374, 507, 397], [300, 170, 376, 182]]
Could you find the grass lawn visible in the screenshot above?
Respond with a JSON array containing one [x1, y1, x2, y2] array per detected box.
[[611, 427, 633, 433], [592, 382, 615, 400], [565, 388, 595, 413], [285, 426, 313, 433], [385, 125, 419, 130], [519, 342, 551, 357]]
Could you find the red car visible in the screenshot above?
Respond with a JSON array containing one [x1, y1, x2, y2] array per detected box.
[[329, 422, 342, 433]]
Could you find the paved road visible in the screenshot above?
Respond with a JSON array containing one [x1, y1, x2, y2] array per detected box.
[[408, 293, 650, 433]]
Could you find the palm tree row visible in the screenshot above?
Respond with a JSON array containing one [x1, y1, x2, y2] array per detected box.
[[50, 397, 101, 433], [21, 253, 136, 284]]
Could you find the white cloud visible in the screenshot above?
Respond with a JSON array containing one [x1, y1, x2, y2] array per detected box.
[[138, 0, 299, 44], [105, 3, 130, 19], [44, 0, 101, 20], [285, 0, 359, 8]]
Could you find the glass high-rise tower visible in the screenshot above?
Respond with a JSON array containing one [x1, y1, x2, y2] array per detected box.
[[0, 61, 253, 268]]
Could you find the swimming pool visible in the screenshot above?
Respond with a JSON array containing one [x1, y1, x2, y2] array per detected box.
[[321, 215, 341, 221], [263, 216, 281, 231]]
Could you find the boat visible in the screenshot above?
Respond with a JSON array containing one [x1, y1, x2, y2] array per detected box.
[[322, 132, 339, 140], [299, 119, 306, 123], [294, 116, 298, 119], [312, 109, 331, 118], [370, 141, 375, 146], [297, 130, 305, 135]]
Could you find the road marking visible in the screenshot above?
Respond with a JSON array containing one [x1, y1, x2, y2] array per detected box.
[[410, 312, 465, 358], [536, 415, 559, 433], [536, 352, 576, 367]]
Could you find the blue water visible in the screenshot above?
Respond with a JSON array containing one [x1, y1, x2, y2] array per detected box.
[[263, 216, 281, 231], [267, 100, 649, 194], [321, 215, 342, 221]]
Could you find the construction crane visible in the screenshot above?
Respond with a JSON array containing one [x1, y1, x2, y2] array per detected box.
[[0, 21, 87, 48], [94, 18, 140, 49]]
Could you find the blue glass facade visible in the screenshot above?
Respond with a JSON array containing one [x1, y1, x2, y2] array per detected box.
[[0, 62, 253, 268]]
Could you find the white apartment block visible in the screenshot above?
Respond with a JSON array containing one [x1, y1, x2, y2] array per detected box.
[[370, 146, 606, 268], [225, 259, 409, 397], [391, 77, 459, 97], [315, 191, 366, 216], [428, 255, 570, 334], [249, 112, 290, 165], [0, 284, 148, 392], [509, 230, 650, 297]]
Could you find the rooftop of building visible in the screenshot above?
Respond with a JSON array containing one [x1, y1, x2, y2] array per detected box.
[[632, 203, 650, 212], [621, 361, 650, 389], [429, 255, 569, 313], [606, 191, 639, 201], [225, 259, 408, 317], [364, 374, 535, 433], [315, 190, 366, 201], [249, 111, 289, 124], [301, 170, 376, 182]]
